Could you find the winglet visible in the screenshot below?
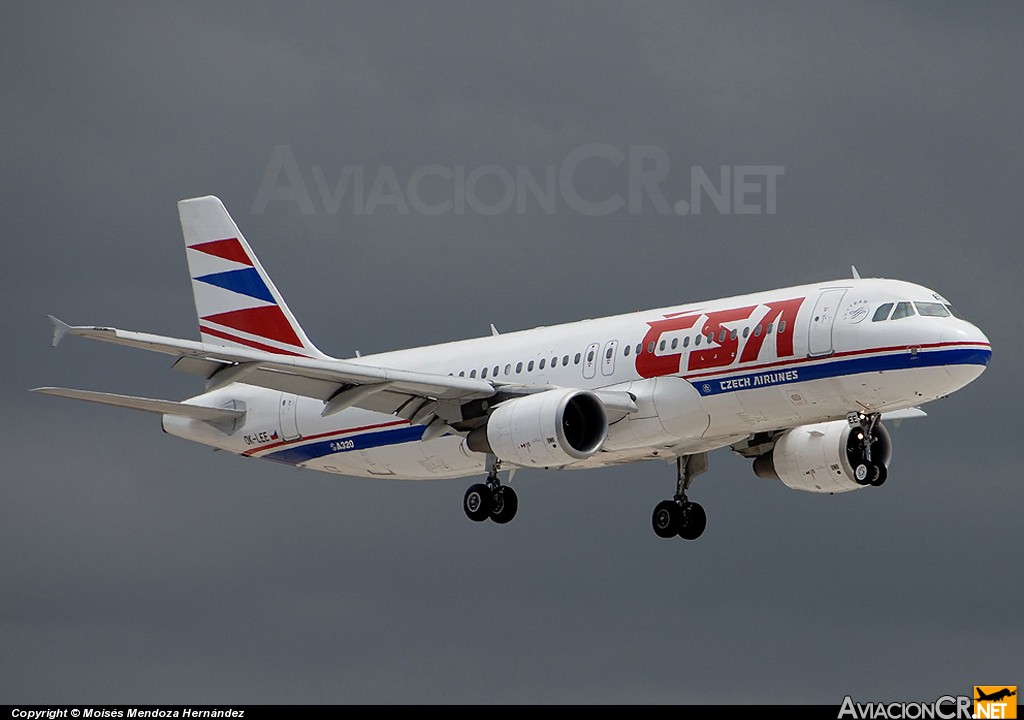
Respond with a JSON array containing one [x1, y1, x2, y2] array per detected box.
[[851, 265, 862, 280], [47, 315, 72, 347]]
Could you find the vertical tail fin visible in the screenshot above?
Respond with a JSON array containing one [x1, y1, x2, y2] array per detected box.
[[177, 196, 326, 358]]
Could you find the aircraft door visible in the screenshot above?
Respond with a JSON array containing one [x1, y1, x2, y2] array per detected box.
[[807, 289, 847, 357], [601, 340, 619, 376], [278, 392, 301, 440], [582, 342, 600, 380]]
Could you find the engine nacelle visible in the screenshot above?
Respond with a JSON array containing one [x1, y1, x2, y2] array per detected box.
[[752, 419, 892, 493], [466, 388, 608, 467]]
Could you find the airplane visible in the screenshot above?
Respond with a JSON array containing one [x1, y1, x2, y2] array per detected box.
[[34, 196, 992, 540], [976, 689, 1017, 703]]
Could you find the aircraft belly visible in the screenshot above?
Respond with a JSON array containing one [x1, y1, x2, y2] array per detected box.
[[300, 435, 484, 480]]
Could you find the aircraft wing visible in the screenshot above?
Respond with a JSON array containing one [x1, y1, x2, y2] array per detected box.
[[47, 317, 498, 424]]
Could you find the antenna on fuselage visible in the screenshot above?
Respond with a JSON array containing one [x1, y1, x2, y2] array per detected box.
[[851, 265, 862, 280]]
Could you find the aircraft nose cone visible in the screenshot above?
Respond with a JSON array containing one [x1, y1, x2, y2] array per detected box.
[[941, 321, 991, 387]]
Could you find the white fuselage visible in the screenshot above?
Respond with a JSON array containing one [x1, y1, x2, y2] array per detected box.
[[163, 277, 990, 479]]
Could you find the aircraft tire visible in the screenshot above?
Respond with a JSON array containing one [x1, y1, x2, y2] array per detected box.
[[678, 502, 707, 541], [868, 463, 888, 487], [652, 500, 681, 538], [490, 486, 518, 524], [464, 483, 493, 522], [854, 462, 871, 485]]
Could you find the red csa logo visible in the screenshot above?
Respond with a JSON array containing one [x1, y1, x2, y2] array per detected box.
[[635, 297, 805, 379]]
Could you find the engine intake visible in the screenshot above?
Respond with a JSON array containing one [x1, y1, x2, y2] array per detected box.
[[752, 419, 892, 493], [467, 388, 608, 467]]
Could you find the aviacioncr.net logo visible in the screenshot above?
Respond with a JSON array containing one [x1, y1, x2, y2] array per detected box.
[[838, 695, 973, 719], [974, 686, 1017, 719]]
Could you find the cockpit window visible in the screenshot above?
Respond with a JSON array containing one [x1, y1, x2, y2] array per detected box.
[[872, 303, 894, 322], [915, 302, 950, 318], [890, 301, 915, 320], [945, 304, 962, 319]]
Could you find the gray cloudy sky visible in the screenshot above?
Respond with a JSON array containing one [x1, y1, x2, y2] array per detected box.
[[2, 1, 1021, 704]]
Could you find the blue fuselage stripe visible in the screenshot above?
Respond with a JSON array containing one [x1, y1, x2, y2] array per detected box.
[[263, 424, 427, 465], [692, 347, 990, 396]]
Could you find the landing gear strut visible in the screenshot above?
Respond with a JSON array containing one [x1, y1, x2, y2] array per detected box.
[[652, 454, 708, 541], [464, 455, 518, 524], [847, 411, 888, 487]]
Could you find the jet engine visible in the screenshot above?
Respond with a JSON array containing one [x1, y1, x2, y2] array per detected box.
[[752, 419, 892, 493], [466, 388, 608, 467]]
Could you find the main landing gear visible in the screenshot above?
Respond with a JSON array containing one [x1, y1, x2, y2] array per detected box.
[[652, 454, 708, 541], [848, 411, 887, 487], [463, 455, 518, 524]]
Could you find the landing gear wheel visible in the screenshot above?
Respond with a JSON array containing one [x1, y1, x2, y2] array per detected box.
[[868, 463, 888, 487], [678, 502, 707, 540], [490, 486, 519, 524], [854, 462, 869, 485], [652, 500, 681, 539], [463, 483, 492, 522]]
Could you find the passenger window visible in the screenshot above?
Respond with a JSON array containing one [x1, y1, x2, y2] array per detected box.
[[539, 359, 546, 369], [470, 369, 477, 378], [670, 338, 678, 350], [563, 355, 569, 365], [551, 357, 558, 367], [647, 341, 655, 354], [778, 320, 786, 333], [915, 302, 950, 317], [891, 301, 915, 320], [659, 340, 666, 351], [695, 334, 701, 346], [743, 327, 749, 338], [528, 360, 534, 372], [729, 329, 737, 341], [872, 303, 894, 322], [515, 362, 523, 373], [766, 323, 774, 334], [574, 353, 581, 364], [623, 345, 630, 357], [504, 364, 511, 375], [719, 329, 727, 343], [459, 371, 465, 377], [635, 344, 642, 355], [683, 336, 690, 348], [493, 365, 499, 376], [706, 333, 714, 344], [754, 325, 762, 337], [587, 350, 595, 362], [605, 347, 613, 360], [481, 367, 488, 378]]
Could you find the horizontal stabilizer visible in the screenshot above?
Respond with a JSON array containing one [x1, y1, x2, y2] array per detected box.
[[32, 387, 245, 422]]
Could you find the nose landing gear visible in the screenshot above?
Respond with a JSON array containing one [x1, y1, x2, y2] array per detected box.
[[848, 411, 888, 487]]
